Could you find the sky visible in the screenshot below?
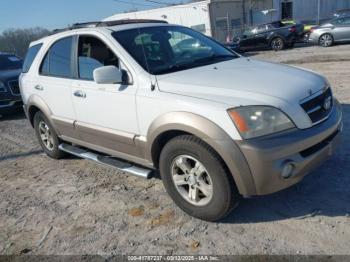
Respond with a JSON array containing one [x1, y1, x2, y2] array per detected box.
[[0, 0, 188, 33]]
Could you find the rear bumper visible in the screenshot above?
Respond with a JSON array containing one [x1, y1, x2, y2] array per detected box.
[[237, 100, 343, 196]]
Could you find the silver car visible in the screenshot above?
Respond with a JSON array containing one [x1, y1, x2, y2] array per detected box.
[[309, 16, 350, 47]]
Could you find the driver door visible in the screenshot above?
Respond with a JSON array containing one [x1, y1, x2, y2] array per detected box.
[[240, 26, 265, 50], [71, 34, 140, 155]]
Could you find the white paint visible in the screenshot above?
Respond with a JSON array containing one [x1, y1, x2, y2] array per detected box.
[[21, 24, 328, 144]]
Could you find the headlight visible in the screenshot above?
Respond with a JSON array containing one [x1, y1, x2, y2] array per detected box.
[[0, 81, 6, 92], [228, 106, 295, 139]]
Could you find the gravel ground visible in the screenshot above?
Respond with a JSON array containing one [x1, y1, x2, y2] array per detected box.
[[0, 44, 349, 256]]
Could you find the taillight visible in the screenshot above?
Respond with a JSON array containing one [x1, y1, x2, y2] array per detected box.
[[289, 26, 297, 33], [310, 28, 315, 33]]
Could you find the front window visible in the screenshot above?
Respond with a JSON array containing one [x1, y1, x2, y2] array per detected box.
[[113, 26, 238, 75], [78, 36, 119, 80]]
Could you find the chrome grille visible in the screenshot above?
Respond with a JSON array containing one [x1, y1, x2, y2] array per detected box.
[[8, 80, 20, 96], [301, 88, 333, 125]]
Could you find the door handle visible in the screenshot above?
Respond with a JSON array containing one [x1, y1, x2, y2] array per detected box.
[[74, 90, 86, 98], [34, 85, 44, 91]]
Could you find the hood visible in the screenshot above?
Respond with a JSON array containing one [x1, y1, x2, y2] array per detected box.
[[0, 69, 22, 82], [319, 22, 334, 28], [156, 57, 326, 107]]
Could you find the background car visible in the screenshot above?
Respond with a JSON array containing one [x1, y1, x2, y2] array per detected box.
[[308, 16, 350, 47], [0, 53, 23, 115], [333, 9, 350, 18], [232, 21, 304, 51], [282, 20, 317, 42]]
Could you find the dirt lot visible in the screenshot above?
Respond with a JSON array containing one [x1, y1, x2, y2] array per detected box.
[[0, 44, 349, 256]]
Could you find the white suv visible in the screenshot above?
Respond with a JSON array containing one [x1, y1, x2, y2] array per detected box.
[[20, 20, 343, 221]]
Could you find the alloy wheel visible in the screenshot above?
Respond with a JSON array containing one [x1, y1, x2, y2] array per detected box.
[[38, 121, 55, 151], [171, 155, 213, 206], [271, 38, 284, 50], [320, 34, 333, 47]]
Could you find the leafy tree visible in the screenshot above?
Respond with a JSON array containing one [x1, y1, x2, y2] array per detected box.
[[0, 27, 50, 58]]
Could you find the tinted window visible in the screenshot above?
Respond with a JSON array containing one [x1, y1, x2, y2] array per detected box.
[[78, 36, 119, 80], [0, 55, 23, 71], [22, 44, 42, 73], [40, 37, 73, 78], [334, 17, 350, 25]]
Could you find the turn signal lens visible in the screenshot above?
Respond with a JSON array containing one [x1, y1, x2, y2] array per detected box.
[[228, 111, 249, 133]]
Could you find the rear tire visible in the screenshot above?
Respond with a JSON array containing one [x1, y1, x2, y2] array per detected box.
[[34, 111, 65, 159], [159, 135, 239, 221], [270, 37, 285, 51], [319, 33, 333, 47]]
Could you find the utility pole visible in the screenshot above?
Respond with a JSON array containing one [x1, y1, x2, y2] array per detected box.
[[242, 0, 246, 30], [317, 0, 321, 25]]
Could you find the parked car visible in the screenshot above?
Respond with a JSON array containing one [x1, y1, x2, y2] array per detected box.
[[282, 20, 317, 42], [333, 9, 350, 18], [0, 53, 23, 115], [20, 20, 342, 221], [223, 41, 240, 52], [308, 16, 350, 47], [232, 21, 304, 51]]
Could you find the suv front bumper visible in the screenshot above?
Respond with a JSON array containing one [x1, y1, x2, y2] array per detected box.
[[237, 100, 343, 196]]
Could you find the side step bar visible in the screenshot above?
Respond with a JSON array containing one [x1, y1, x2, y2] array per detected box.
[[59, 143, 152, 179]]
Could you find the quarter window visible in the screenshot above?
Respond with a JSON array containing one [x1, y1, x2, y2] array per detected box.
[[22, 44, 42, 73], [78, 36, 119, 80], [40, 37, 73, 78]]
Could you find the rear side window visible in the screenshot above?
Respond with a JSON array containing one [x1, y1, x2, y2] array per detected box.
[[22, 44, 42, 73], [40, 37, 73, 78]]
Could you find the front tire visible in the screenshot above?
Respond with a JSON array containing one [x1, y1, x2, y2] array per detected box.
[[270, 37, 285, 51], [34, 111, 65, 159], [159, 135, 239, 221], [319, 33, 333, 47]]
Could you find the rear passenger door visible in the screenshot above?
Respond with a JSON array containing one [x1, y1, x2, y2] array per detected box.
[[37, 36, 78, 139], [71, 34, 139, 155]]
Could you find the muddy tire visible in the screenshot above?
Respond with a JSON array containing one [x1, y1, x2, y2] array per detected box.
[[159, 135, 239, 221], [34, 111, 65, 159]]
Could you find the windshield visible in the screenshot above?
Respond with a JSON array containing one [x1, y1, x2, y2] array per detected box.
[[112, 26, 238, 75], [0, 55, 23, 70]]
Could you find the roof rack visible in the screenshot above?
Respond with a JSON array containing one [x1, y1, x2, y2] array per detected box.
[[51, 19, 168, 35]]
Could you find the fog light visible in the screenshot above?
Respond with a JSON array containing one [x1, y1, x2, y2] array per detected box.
[[281, 162, 295, 179]]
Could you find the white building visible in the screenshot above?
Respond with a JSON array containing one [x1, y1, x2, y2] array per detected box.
[[106, 1, 212, 35], [105, 0, 274, 42]]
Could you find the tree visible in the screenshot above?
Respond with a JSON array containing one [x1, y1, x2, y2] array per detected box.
[[0, 27, 50, 58]]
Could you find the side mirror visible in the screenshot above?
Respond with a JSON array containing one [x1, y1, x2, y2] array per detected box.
[[93, 66, 123, 84]]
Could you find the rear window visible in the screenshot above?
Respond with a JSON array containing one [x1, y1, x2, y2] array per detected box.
[[22, 44, 42, 73], [0, 55, 23, 71]]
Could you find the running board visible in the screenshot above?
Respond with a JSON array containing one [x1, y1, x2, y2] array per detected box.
[[59, 143, 152, 179]]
